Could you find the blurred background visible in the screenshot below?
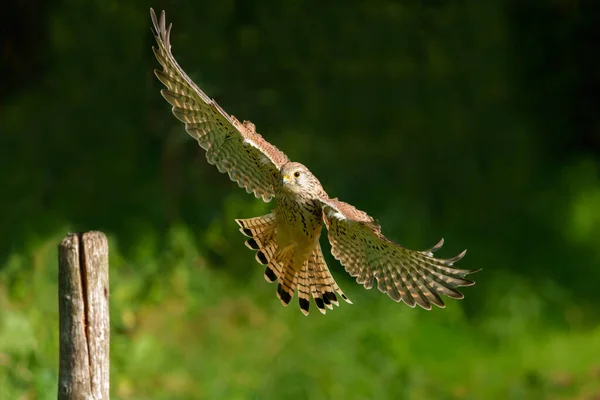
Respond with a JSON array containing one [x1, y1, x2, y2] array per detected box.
[[1, 0, 599, 399]]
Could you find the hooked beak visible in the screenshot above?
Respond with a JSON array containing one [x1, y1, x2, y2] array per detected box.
[[282, 175, 291, 185]]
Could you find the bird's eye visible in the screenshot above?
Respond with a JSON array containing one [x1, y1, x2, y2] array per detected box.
[[294, 171, 301, 178]]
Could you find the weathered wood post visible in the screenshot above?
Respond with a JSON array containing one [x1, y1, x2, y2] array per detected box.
[[58, 232, 110, 399]]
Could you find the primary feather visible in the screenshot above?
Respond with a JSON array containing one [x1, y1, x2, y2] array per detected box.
[[151, 8, 479, 315]]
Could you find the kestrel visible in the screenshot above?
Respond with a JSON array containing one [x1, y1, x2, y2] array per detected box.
[[150, 9, 479, 315]]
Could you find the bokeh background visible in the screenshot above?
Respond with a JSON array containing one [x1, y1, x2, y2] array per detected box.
[[2, 0, 600, 399]]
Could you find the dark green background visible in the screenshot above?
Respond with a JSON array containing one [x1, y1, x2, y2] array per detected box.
[[1, 1, 599, 399]]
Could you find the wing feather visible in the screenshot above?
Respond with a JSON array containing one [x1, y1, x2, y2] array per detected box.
[[150, 9, 289, 202], [320, 197, 479, 309]]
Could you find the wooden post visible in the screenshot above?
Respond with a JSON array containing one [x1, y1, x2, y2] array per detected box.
[[58, 232, 110, 400]]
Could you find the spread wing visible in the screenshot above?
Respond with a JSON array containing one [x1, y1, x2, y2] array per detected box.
[[320, 197, 479, 309], [150, 9, 289, 202]]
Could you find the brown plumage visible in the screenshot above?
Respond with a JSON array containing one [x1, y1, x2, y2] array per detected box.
[[236, 213, 350, 315], [151, 9, 479, 315]]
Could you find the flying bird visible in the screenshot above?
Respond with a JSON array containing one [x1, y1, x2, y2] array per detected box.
[[150, 8, 479, 315]]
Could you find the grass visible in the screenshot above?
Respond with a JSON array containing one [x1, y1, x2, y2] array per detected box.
[[0, 226, 598, 400]]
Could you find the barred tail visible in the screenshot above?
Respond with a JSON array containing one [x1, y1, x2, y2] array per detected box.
[[236, 215, 351, 316], [299, 243, 352, 315], [236, 214, 299, 309], [235, 213, 282, 282]]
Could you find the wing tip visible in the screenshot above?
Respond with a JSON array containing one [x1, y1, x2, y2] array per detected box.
[[150, 8, 158, 32], [451, 248, 468, 263], [434, 300, 447, 309], [426, 238, 445, 254]]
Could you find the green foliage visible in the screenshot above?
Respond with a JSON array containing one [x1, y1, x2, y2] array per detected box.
[[1, 0, 599, 398], [1, 231, 600, 399]]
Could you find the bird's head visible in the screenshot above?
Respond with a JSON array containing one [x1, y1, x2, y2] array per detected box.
[[280, 162, 323, 196]]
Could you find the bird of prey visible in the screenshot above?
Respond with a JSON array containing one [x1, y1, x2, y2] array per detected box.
[[150, 9, 479, 315]]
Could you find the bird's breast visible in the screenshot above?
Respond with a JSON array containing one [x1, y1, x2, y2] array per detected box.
[[274, 195, 323, 252]]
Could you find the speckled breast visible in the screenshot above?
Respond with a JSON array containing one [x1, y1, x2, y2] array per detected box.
[[275, 195, 324, 245]]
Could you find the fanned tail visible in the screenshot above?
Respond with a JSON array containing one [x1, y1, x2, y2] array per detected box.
[[236, 213, 298, 308], [302, 243, 352, 315], [236, 215, 351, 315], [236, 213, 283, 283], [276, 255, 298, 309]]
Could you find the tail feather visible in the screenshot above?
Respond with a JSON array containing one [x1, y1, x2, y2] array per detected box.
[[297, 262, 311, 315], [307, 243, 352, 314], [237, 214, 275, 238], [276, 267, 297, 306], [236, 214, 352, 315], [257, 240, 282, 282], [236, 213, 284, 283]]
